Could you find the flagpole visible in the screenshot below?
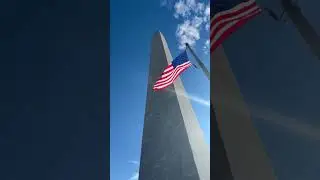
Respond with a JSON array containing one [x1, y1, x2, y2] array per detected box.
[[185, 43, 210, 80], [263, 1, 320, 60], [281, 0, 320, 60]]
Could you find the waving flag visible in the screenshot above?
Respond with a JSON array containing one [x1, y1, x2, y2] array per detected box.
[[153, 51, 192, 91], [210, 0, 262, 52]]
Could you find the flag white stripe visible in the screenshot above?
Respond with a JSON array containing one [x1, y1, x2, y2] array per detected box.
[[210, 6, 259, 36], [211, 0, 255, 22], [155, 62, 191, 83], [211, 20, 240, 47], [161, 69, 173, 78], [210, 9, 261, 47], [153, 67, 189, 89], [154, 62, 192, 86], [154, 63, 192, 89], [163, 65, 173, 73]]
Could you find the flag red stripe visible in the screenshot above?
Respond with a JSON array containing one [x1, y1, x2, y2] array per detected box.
[[210, 7, 261, 46], [153, 62, 192, 88], [210, 6, 260, 43], [153, 62, 192, 90], [211, 0, 257, 28], [210, 0, 262, 53], [210, 9, 261, 53], [160, 66, 175, 79], [155, 62, 191, 84]]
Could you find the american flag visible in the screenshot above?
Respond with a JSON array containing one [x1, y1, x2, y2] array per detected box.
[[210, 0, 262, 52], [153, 51, 192, 91]]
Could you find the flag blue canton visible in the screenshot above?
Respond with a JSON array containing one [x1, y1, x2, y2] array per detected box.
[[172, 51, 189, 68]]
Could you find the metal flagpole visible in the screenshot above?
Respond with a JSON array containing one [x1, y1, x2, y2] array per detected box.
[[264, 0, 320, 60], [185, 43, 210, 80], [281, 0, 320, 60]]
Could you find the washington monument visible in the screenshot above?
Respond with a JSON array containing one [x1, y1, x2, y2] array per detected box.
[[138, 32, 210, 180]]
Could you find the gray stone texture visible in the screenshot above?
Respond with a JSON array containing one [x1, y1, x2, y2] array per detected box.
[[138, 32, 210, 180]]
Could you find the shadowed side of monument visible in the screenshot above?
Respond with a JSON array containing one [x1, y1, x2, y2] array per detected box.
[[138, 32, 210, 180], [210, 46, 276, 180]]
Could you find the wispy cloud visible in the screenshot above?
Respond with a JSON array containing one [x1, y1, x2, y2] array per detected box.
[[176, 20, 201, 49], [128, 160, 140, 180], [211, 91, 320, 141], [249, 104, 320, 141], [163, 0, 210, 51], [128, 160, 139, 165], [166, 86, 320, 141], [160, 0, 175, 8], [204, 5, 210, 30], [166, 87, 210, 107], [129, 172, 139, 180], [203, 39, 209, 54]]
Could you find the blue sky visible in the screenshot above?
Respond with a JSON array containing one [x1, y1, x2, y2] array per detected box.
[[111, 0, 210, 180], [111, 0, 320, 180]]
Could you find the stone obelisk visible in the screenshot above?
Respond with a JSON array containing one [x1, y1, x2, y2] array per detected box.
[[210, 46, 277, 180], [138, 31, 210, 180]]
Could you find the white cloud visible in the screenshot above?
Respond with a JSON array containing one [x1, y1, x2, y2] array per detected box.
[[174, 0, 192, 18], [203, 40, 209, 54], [195, 2, 205, 14], [186, 93, 210, 107], [176, 20, 201, 49], [129, 172, 139, 180], [205, 23, 210, 31], [192, 16, 203, 28], [203, 4, 210, 31], [128, 160, 140, 180], [163, 0, 210, 50], [204, 4, 210, 16]]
